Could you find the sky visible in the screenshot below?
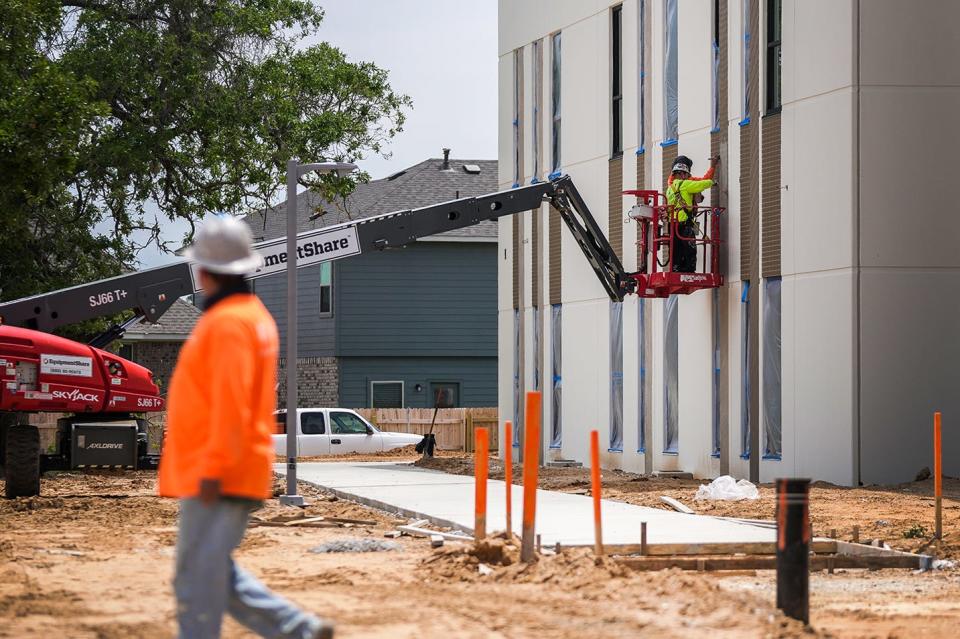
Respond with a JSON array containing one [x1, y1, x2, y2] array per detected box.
[[136, 0, 499, 268]]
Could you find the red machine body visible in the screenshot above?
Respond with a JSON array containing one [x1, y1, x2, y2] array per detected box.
[[623, 189, 724, 298], [0, 325, 164, 415]]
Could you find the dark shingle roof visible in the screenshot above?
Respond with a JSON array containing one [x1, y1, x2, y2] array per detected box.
[[124, 297, 201, 339], [244, 158, 498, 242]]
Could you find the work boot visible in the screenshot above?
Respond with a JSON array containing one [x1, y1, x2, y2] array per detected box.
[[312, 619, 335, 639]]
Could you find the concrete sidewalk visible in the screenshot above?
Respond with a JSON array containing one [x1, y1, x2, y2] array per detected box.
[[276, 462, 776, 547]]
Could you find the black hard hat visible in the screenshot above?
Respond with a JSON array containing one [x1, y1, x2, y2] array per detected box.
[[672, 155, 693, 174]]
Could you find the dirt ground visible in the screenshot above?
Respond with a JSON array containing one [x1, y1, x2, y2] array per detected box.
[[0, 459, 957, 638]]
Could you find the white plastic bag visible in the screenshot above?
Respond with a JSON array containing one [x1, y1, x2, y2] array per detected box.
[[694, 475, 759, 501]]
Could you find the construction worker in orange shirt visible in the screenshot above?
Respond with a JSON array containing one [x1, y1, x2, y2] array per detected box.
[[159, 216, 334, 639]]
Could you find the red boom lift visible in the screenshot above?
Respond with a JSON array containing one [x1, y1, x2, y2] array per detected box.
[[0, 175, 723, 497]]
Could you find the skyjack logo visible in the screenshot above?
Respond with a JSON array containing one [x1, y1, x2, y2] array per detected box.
[[679, 274, 709, 284], [52, 389, 100, 403]]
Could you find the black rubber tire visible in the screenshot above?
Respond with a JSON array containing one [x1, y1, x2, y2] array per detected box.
[[4, 425, 40, 498]]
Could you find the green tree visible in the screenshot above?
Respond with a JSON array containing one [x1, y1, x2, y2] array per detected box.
[[0, 0, 410, 306]]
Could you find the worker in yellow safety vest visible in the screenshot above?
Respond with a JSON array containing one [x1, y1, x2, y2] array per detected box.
[[665, 155, 718, 273]]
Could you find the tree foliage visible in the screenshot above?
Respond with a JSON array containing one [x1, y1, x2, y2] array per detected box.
[[0, 0, 410, 303]]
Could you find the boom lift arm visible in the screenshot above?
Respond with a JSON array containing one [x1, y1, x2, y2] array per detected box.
[[0, 175, 633, 341]]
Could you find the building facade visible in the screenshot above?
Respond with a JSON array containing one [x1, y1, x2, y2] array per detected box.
[[247, 156, 499, 409], [498, 0, 960, 485]]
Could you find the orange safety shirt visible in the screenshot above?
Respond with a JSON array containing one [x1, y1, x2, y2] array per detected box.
[[158, 293, 279, 500]]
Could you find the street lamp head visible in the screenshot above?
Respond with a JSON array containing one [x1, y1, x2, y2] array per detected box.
[[297, 161, 358, 177]]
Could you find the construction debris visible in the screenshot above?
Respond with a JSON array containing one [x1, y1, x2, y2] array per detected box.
[[249, 514, 377, 529], [398, 524, 472, 542], [659, 495, 695, 514], [310, 539, 401, 554], [430, 534, 444, 548]]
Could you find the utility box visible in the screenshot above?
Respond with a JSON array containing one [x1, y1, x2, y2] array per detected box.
[[70, 422, 138, 469]]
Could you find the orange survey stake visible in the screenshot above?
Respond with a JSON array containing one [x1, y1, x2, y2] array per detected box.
[[590, 430, 603, 556], [935, 412, 942, 540], [474, 427, 489, 540], [504, 421, 513, 539], [521, 391, 541, 562]]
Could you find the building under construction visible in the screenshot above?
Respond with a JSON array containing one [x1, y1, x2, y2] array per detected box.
[[497, 0, 960, 485]]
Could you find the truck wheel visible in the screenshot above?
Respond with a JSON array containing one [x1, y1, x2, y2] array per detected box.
[[4, 425, 40, 498]]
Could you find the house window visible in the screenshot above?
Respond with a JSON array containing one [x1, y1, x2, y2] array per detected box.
[[741, 281, 751, 458], [430, 382, 460, 409], [711, 0, 721, 132], [550, 32, 562, 176], [663, 0, 679, 143], [513, 48, 523, 187], [118, 344, 133, 360], [766, 0, 782, 113], [609, 301, 624, 450], [550, 304, 562, 448], [371, 381, 403, 408], [637, 0, 646, 154], [611, 5, 623, 156], [762, 277, 782, 458], [531, 39, 542, 182], [741, 0, 752, 124], [663, 295, 679, 453], [319, 262, 332, 315]]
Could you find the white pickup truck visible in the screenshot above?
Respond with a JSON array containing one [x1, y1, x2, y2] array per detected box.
[[272, 408, 423, 456]]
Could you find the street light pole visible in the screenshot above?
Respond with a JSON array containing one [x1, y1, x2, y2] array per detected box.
[[279, 160, 357, 507]]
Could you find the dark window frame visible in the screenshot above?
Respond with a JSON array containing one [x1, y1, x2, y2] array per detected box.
[[370, 380, 404, 408], [765, 0, 782, 114], [611, 5, 624, 157], [429, 381, 461, 409]]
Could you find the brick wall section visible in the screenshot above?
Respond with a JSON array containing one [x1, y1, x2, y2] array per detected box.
[[129, 342, 183, 397], [711, 0, 729, 207], [637, 154, 647, 269], [532, 207, 541, 307], [761, 112, 782, 277], [740, 0, 760, 281], [608, 156, 623, 259], [661, 144, 678, 194], [513, 215, 521, 309], [549, 205, 561, 304], [277, 356, 339, 407]]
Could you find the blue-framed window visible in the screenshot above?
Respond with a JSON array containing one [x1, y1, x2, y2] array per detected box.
[[762, 277, 782, 459], [549, 32, 562, 179], [663, 295, 679, 453]]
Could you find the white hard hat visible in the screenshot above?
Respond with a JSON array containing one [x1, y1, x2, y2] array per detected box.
[[184, 216, 264, 275]]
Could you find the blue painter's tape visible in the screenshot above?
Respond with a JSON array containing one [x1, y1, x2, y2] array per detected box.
[[762, 454, 782, 461], [711, 452, 721, 459], [636, 146, 646, 156], [741, 281, 750, 303], [548, 170, 562, 180], [660, 139, 678, 148], [637, 447, 646, 454], [710, 127, 721, 134], [739, 116, 751, 127], [608, 448, 623, 453], [530, 177, 540, 184], [511, 182, 520, 189], [740, 452, 751, 460]]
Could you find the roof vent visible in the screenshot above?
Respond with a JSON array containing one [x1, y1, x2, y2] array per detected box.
[[386, 170, 406, 181], [441, 148, 451, 170], [462, 164, 481, 174]]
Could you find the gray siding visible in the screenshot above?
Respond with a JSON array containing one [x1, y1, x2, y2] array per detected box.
[[335, 242, 497, 357], [339, 356, 497, 408], [252, 262, 335, 357]]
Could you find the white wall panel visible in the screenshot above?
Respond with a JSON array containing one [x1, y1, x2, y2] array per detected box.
[[677, 0, 712, 136], [792, 270, 856, 486]]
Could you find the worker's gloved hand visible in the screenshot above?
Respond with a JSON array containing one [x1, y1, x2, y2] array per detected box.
[[199, 478, 222, 505]]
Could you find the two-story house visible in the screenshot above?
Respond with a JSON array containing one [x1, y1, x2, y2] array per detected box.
[[245, 153, 498, 409]]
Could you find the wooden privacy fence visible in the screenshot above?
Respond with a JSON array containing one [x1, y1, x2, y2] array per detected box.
[[354, 407, 498, 452]]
